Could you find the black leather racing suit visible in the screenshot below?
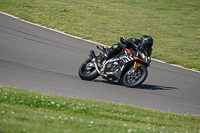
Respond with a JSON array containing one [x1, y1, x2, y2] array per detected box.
[[105, 38, 142, 57]]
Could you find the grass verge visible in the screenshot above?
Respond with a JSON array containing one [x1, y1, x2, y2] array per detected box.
[[0, 86, 200, 133], [0, 0, 200, 70]]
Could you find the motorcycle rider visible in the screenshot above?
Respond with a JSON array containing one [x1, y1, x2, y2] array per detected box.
[[99, 35, 153, 61]]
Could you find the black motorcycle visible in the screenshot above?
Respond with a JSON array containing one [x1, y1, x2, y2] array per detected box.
[[78, 40, 151, 88]]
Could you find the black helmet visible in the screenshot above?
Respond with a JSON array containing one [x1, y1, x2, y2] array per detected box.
[[140, 35, 153, 51]]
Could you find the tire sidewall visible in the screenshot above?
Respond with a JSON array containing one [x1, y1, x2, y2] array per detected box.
[[78, 58, 99, 80], [123, 66, 148, 88]]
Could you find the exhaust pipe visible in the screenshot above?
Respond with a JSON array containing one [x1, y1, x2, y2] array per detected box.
[[89, 50, 107, 77], [89, 50, 96, 62]]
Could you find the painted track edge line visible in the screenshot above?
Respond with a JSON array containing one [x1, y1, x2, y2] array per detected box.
[[1, 12, 199, 74]]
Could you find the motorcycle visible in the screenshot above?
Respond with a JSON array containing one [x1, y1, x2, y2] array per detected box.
[[78, 39, 151, 88]]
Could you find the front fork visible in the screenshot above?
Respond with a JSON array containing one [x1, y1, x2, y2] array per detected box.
[[133, 61, 137, 69], [133, 51, 139, 69], [128, 51, 140, 76]]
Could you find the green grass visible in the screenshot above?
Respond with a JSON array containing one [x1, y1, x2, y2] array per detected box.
[[0, 86, 200, 133], [0, 0, 199, 70]]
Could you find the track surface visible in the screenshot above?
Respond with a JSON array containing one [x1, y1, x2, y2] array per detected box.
[[1, 13, 200, 115]]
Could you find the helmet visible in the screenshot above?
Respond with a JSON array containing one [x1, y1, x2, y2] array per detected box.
[[140, 35, 153, 51]]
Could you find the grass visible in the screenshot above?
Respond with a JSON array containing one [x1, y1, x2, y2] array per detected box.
[[0, 85, 200, 133], [0, 0, 200, 70]]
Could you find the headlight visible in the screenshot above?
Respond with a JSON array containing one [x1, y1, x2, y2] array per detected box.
[[141, 53, 149, 63], [141, 53, 146, 59]]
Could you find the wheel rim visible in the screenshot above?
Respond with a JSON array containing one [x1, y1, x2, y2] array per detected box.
[[126, 68, 143, 84], [82, 62, 95, 75]]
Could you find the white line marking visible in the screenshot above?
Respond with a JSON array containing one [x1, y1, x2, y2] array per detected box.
[[1, 12, 199, 74]]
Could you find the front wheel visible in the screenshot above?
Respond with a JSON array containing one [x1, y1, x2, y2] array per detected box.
[[123, 66, 148, 88], [78, 58, 99, 80]]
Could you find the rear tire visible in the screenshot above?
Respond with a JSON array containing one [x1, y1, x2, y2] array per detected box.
[[78, 58, 99, 80], [123, 66, 148, 88]]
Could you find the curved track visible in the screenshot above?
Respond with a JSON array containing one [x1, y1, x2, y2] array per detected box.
[[1, 13, 200, 115]]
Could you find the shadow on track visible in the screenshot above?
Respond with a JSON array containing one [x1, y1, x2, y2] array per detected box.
[[92, 80, 178, 90], [138, 84, 178, 90]]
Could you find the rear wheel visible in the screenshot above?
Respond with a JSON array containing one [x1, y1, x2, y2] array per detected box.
[[123, 66, 148, 88], [78, 58, 99, 80]]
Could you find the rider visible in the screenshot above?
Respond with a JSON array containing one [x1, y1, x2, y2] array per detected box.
[[99, 35, 153, 60]]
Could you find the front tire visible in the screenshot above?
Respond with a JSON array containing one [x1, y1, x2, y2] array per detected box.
[[123, 66, 148, 88], [78, 58, 99, 80]]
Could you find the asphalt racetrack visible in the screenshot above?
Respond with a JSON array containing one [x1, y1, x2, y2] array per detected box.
[[1, 13, 200, 115]]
